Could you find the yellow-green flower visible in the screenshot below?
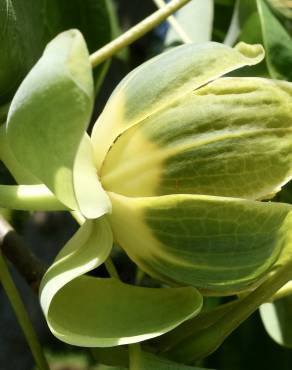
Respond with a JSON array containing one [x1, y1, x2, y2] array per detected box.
[[4, 29, 292, 347]]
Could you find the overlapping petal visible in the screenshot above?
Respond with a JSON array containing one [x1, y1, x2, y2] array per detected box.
[[101, 77, 292, 199], [39, 216, 202, 347], [6, 29, 111, 218], [92, 41, 264, 171], [108, 192, 292, 294]]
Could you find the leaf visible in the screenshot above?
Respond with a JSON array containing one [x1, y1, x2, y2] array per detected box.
[[108, 192, 292, 294], [101, 77, 292, 200], [257, 0, 292, 80], [260, 294, 292, 347], [94, 366, 127, 370], [130, 350, 215, 370], [91, 42, 264, 171], [0, 0, 113, 104], [6, 30, 110, 218], [266, 0, 292, 19], [40, 217, 202, 347], [164, 0, 214, 46], [45, 0, 115, 90]]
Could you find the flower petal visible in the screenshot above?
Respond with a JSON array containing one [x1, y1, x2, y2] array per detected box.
[[6, 29, 95, 213], [92, 42, 264, 171], [101, 77, 292, 200], [108, 192, 292, 294], [40, 217, 202, 347], [73, 134, 111, 218]]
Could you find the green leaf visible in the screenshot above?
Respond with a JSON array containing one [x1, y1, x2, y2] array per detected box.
[[40, 217, 202, 347], [257, 0, 292, 80], [266, 0, 292, 19], [260, 294, 292, 347], [101, 77, 292, 200], [130, 350, 215, 370], [108, 192, 292, 294], [0, 0, 113, 104], [6, 30, 110, 218], [91, 42, 264, 171], [94, 366, 127, 370], [224, 0, 259, 46], [164, 0, 214, 46]]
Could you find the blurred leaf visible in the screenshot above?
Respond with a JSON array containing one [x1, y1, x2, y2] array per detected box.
[[165, 0, 214, 46], [91, 347, 129, 368], [130, 350, 216, 370], [267, 0, 292, 19], [212, 0, 236, 42], [260, 295, 292, 347], [94, 366, 127, 370], [0, 0, 113, 105], [257, 0, 292, 80]]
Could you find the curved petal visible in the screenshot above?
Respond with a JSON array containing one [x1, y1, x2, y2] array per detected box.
[[73, 134, 111, 218], [91, 42, 264, 171], [108, 192, 292, 294], [101, 77, 292, 199], [6, 29, 109, 217], [40, 217, 202, 347]]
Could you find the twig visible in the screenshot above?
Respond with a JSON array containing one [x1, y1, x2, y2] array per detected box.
[[152, 0, 192, 43], [89, 0, 192, 67], [0, 250, 50, 370], [0, 216, 46, 293]]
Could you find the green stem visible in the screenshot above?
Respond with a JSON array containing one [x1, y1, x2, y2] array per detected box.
[[0, 184, 67, 211], [89, 0, 192, 67], [0, 252, 50, 370], [152, 0, 192, 43], [170, 258, 292, 363], [104, 257, 120, 279], [129, 343, 142, 370], [271, 280, 292, 301], [0, 102, 10, 123]]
